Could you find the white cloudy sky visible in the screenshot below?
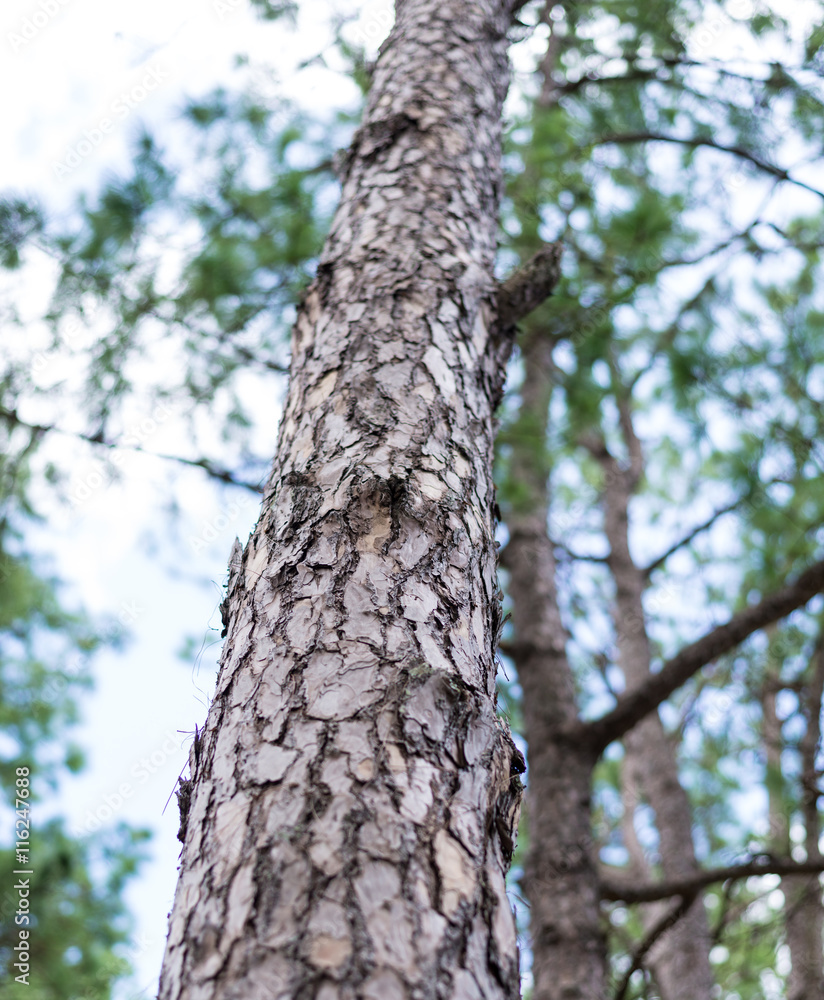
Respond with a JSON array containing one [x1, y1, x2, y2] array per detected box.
[[1, 0, 818, 997], [1, 0, 381, 201]]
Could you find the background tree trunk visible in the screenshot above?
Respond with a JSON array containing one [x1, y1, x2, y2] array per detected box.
[[786, 639, 824, 1000], [586, 411, 715, 1000], [764, 635, 824, 1000], [500, 20, 606, 994], [501, 333, 606, 1000], [158, 3, 526, 997]]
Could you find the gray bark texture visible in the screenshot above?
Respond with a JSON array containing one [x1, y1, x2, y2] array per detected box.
[[589, 426, 715, 1000], [765, 639, 824, 1000], [501, 335, 605, 1000], [786, 641, 824, 1000], [158, 3, 527, 998]]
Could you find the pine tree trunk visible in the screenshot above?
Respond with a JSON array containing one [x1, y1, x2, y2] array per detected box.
[[158, 3, 525, 997], [621, 719, 714, 999], [766, 639, 824, 1000], [497, 18, 606, 999], [594, 430, 715, 1000], [501, 334, 606, 1000], [785, 641, 824, 1000]]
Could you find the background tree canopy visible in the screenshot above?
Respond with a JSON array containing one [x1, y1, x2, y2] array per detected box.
[[1, 0, 823, 997]]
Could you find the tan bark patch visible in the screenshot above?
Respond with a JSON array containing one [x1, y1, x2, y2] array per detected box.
[[434, 830, 476, 915]]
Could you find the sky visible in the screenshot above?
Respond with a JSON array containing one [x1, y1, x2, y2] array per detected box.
[[1, 0, 820, 997], [1, 0, 385, 202]]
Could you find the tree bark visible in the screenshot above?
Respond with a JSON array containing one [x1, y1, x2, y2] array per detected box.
[[765, 636, 824, 1000], [786, 639, 824, 1000], [587, 422, 715, 1000], [495, 13, 606, 998], [158, 3, 526, 998], [501, 334, 606, 1000]]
